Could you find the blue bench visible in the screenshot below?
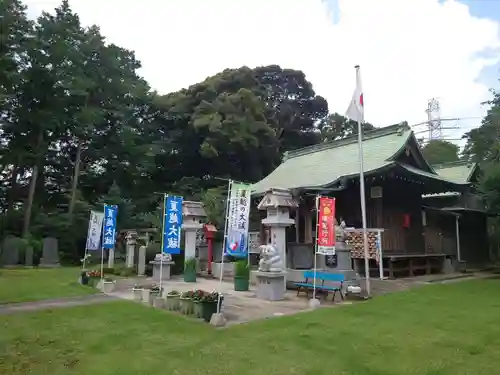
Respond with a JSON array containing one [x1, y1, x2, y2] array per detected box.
[[295, 271, 345, 302]]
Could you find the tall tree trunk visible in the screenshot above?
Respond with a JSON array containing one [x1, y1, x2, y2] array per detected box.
[[68, 141, 82, 219], [22, 131, 43, 238], [6, 163, 19, 215]]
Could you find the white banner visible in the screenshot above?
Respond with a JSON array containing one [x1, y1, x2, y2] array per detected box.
[[85, 210, 104, 250], [225, 182, 252, 257]]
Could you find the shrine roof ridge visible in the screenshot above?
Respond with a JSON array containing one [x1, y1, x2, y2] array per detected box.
[[284, 123, 410, 161]]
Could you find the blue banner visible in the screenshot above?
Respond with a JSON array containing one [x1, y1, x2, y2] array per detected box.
[[102, 205, 118, 249], [162, 195, 183, 254]]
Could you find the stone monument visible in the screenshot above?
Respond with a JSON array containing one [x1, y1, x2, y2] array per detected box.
[[125, 231, 137, 268], [137, 245, 146, 276], [0, 236, 21, 267], [182, 201, 207, 262], [257, 188, 298, 288], [39, 237, 60, 267], [149, 252, 174, 281], [255, 244, 286, 301], [316, 225, 361, 294], [25, 246, 34, 267]]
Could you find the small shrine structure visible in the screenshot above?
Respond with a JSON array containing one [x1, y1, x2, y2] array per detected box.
[[251, 124, 477, 278], [423, 161, 491, 268]]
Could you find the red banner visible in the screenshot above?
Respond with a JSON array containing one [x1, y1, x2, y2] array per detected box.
[[317, 197, 336, 253]]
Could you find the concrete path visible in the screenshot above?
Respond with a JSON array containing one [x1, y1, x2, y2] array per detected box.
[[0, 294, 117, 315]]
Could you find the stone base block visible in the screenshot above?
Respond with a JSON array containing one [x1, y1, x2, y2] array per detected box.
[[255, 271, 285, 301], [150, 261, 174, 281]]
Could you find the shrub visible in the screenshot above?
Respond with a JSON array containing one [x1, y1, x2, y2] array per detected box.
[[184, 257, 196, 272], [234, 259, 250, 279]]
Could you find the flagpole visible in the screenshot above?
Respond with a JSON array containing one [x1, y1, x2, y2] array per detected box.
[[312, 195, 320, 301], [217, 180, 232, 314], [100, 204, 106, 282], [354, 65, 372, 297], [159, 194, 167, 295]]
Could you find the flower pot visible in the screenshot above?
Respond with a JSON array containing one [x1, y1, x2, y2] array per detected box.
[[165, 294, 180, 311], [179, 297, 193, 315], [153, 296, 165, 309], [234, 276, 249, 291], [101, 281, 115, 293], [142, 289, 151, 303], [193, 301, 203, 318], [132, 288, 143, 302], [201, 301, 219, 322], [80, 272, 89, 285], [184, 269, 197, 283], [149, 291, 160, 305]]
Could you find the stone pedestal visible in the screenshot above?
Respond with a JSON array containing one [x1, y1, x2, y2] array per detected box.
[[255, 271, 286, 301], [150, 260, 174, 281]]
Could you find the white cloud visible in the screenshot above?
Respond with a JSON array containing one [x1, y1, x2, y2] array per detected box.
[[24, 0, 500, 143]]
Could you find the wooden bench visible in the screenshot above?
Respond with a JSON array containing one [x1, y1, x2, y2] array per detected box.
[[295, 271, 345, 302]]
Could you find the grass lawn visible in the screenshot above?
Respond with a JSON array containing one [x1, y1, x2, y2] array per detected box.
[[1, 278, 500, 375], [0, 267, 96, 304]]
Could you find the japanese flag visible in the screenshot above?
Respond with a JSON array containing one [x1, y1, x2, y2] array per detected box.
[[345, 65, 364, 123]]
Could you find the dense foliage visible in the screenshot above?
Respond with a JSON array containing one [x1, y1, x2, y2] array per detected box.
[[0, 0, 365, 261], [2, 0, 499, 262]]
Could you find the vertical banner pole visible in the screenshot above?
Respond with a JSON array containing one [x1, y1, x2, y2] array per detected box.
[[100, 204, 106, 281], [217, 180, 232, 314], [313, 195, 320, 301], [159, 194, 167, 295], [82, 210, 92, 273], [377, 230, 384, 280]]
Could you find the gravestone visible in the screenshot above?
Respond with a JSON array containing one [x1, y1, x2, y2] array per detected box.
[[39, 237, 60, 267], [0, 236, 21, 266], [25, 246, 34, 267], [137, 245, 146, 276]]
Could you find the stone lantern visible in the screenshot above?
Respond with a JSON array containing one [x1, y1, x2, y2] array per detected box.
[[256, 188, 298, 296], [125, 231, 137, 268], [182, 201, 207, 260]]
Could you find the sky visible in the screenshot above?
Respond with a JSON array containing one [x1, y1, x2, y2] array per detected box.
[[24, 0, 500, 144]]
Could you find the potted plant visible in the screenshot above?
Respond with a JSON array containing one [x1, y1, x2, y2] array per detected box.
[[184, 257, 197, 282], [100, 277, 115, 293], [150, 284, 163, 306], [234, 259, 250, 291], [165, 290, 181, 311], [87, 270, 102, 287], [192, 289, 206, 318], [201, 291, 223, 322], [132, 284, 144, 302], [80, 270, 89, 286], [179, 290, 194, 315]]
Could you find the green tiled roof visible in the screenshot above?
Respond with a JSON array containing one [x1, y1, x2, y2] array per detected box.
[[252, 124, 462, 195], [432, 161, 477, 184]]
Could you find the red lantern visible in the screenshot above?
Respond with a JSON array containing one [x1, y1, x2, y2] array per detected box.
[[203, 224, 217, 274], [403, 214, 411, 228]]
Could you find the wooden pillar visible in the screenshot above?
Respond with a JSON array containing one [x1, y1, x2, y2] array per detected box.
[[295, 207, 300, 244]]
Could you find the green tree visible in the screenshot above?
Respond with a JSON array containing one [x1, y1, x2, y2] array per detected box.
[[318, 112, 375, 142], [422, 140, 459, 165]]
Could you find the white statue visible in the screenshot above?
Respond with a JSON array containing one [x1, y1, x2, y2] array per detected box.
[[258, 244, 283, 272]]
